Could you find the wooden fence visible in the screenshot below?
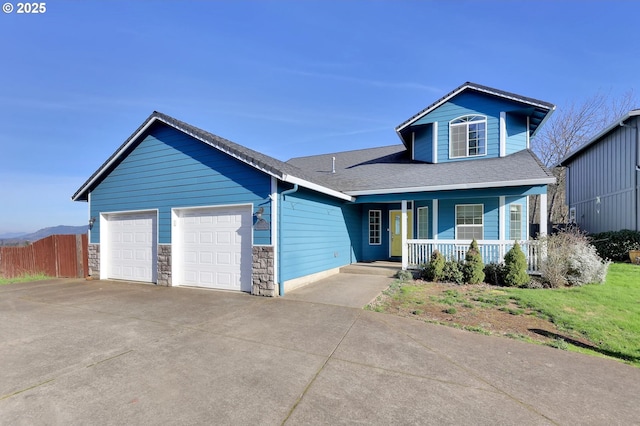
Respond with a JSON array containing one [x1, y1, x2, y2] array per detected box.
[[0, 234, 88, 279]]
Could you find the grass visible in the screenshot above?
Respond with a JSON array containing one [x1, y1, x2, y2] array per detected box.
[[504, 263, 640, 365], [0, 273, 52, 285]]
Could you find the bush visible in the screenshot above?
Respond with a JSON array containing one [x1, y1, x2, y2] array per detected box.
[[589, 229, 640, 261], [462, 239, 485, 284], [541, 228, 610, 287], [483, 263, 505, 286], [395, 270, 413, 282], [442, 259, 465, 284], [503, 242, 530, 287], [421, 250, 445, 282]]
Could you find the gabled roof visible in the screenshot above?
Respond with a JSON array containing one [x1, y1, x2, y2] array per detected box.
[[71, 111, 354, 202], [287, 146, 555, 196], [395, 82, 555, 145], [559, 109, 640, 166]]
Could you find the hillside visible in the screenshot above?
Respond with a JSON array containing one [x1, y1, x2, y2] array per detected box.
[[0, 225, 88, 246]]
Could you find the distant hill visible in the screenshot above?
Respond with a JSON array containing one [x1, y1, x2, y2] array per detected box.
[[0, 225, 88, 246]]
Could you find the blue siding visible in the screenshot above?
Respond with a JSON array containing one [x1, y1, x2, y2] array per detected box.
[[411, 91, 532, 163], [438, 198, 499, 240], [354, 185, 547, 204], [279, 186, 361, 282], [413, 124, 433, 162], [90, 124, 272, 244], [506, 114, 528, 155], [361, 203, 389, 260]]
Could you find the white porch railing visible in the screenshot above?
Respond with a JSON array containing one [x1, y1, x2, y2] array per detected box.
[[407, 239, 543, 273]]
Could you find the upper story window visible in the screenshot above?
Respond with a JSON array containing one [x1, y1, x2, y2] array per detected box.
[[449, 115, 487, 158]]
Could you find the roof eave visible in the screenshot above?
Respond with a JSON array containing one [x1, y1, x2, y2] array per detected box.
[[344, 177, 556, 196]]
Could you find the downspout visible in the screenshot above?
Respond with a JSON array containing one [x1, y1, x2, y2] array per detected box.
[[278, 183, 298, 296]]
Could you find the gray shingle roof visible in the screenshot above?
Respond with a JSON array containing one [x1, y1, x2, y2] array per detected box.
[[287, 146, 554, 194]]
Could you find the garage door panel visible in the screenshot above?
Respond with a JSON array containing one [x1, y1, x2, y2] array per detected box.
[[108, 212, 157, 283], [177, 206, 251, 291]]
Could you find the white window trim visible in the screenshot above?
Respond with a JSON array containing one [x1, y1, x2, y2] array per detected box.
[[417, 206, 429, 239], [449, 115, 488, 159], [509, 204, 523, 241], [368, 210, 382, 245], [455, 204, 484, 240]]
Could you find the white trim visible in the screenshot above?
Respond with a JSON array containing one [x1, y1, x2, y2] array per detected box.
[[282, 174, 354, 202], [87, 192, 92, 242], [345, 177, 555, 196], [526, 116, 530, 149], [539, 193, 548, 236], [368, 209, 382, 245], [455, 204, 484, 240], [500, 112, 506, 157], [417, 206, 429, 239], [395, 83, 554, 133], [432, 199, 439, 240], [401, 200, 408, 270], [432, 121, 438, 164], [525, 195, 530, 240], [499, 196, 506, 241], [271, 177, 278, 289], [411, 131, 415, 160], [449, 115, 488, 159]]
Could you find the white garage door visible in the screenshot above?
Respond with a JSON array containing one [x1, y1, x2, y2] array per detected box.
[[178, 206, 252, 292], [108, 212, 157, 282]]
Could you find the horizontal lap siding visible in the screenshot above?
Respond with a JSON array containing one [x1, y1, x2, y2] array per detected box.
[[90, 124, 272, 244], [412, 92, 529, 163], [279, 187, 361, 282], [413, 125, 433, 162], [506, 114, 528, 155]]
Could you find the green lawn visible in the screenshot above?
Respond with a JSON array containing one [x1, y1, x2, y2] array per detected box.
[[0, 273, 52, 285], [505, 263, 640, 366]]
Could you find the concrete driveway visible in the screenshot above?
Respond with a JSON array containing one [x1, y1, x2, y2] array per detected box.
[[1, 278, 638, 425]]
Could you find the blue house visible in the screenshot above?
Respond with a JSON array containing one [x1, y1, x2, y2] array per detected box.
[[72, 82, 555, 296]]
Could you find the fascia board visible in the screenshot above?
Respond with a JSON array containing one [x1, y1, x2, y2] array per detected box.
[[344, 177, 556, 196], [283, 175, 355, 202]]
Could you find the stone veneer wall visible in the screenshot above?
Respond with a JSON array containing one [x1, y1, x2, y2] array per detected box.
[[88, 244, 100, 278], [157, 244, 172, 286], [252, 246, 275, 297]]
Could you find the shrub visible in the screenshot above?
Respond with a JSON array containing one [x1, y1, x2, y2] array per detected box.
[[541, 228, 610, 287], [442, 259, 464, 284], [463, 239, 485, 284], [395, 270, 413, 282], [503, 242, 530, 287], [483, 263, 505, 286], [421, 250, 445, 282], [589, 229, 640, 261]]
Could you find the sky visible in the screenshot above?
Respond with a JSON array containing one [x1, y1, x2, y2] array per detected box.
[[1, 0, 639, 235]]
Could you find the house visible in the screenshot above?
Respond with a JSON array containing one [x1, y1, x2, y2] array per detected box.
[[559, 109, 640, 233], [72, 82, 555, 296]]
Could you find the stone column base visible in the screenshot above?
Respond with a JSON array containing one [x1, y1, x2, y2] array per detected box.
[[252, 246, 275, 297]]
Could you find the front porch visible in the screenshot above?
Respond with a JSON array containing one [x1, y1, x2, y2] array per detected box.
[[406, 239, 543, 273]]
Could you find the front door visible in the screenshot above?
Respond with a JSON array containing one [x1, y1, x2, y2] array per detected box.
[[390, 210, 413, 257]]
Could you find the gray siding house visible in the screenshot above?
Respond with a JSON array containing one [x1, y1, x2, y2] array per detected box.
[[560, 110, 640, 233]]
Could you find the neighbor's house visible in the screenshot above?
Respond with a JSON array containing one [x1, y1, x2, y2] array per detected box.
[[72, 82, 555, 296], [559, 109, 640, 233]]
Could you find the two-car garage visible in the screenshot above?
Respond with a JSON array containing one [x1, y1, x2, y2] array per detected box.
[[101, 205, 252, 292]]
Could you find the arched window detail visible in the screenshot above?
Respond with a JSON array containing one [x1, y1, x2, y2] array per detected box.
[[449, 115, 487, 158]]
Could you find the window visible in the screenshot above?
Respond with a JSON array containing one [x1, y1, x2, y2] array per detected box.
[[369, 210, 381, 245], [569, 207, 576, 224], [455, 204, 483, 240], [417, 207, 429, 239], [510, 204, 522, 241], [449, 115, 487, 158]]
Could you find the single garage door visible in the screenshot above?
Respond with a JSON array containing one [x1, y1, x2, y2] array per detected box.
[[177, 205, 252, 292], [108, 212, 157, 282]]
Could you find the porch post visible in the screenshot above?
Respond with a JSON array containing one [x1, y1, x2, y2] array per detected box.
[[401, 200, 408, 270], [539, 193, 548, 236], [499, 196, 506, 241], [432, 199, 438, 240]]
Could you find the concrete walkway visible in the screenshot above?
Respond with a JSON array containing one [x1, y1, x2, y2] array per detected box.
[[1, 278, 639, 425]]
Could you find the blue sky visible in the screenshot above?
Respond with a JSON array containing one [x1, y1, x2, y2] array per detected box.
[[1, 0, 639, 234]]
